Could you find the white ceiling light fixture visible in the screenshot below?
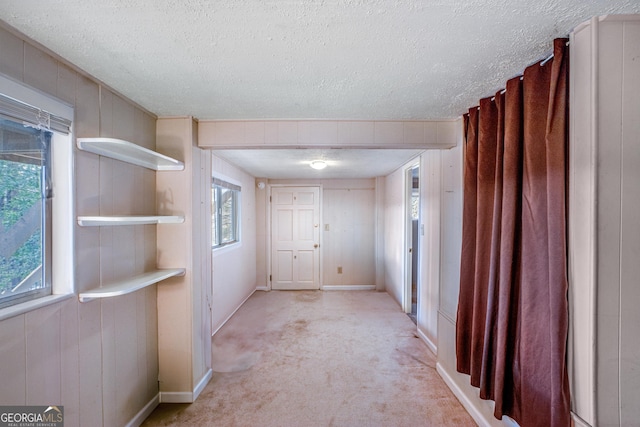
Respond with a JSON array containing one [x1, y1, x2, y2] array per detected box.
[[310, 160, 327, 170]]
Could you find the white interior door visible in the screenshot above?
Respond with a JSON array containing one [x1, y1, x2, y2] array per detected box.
[[271, 186, 320, 290]]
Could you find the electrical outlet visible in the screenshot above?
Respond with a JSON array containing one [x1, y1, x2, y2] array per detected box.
[[325, 224, 330, 231]]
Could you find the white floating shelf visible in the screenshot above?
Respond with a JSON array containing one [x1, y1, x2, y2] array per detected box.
[[77, 215, 185, 226], [79, 269, 186, 302], [77, 137, 184, 171]]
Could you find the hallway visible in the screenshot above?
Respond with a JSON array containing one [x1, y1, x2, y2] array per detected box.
[[143, 290, 475, 426]]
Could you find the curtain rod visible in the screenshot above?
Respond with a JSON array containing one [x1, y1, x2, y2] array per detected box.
[[482, 40, 570, 104]]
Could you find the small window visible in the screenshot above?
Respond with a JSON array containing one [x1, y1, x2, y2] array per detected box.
[[0, 118, 52, 308], [0, 80, 73, 311], [212, 178, 240, 248]]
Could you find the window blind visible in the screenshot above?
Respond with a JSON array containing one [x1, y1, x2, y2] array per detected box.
[[212, 177, 241, 192], [0, 92, 71, 134]]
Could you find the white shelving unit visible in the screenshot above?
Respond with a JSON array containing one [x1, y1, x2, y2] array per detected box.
[[77, 137, 184, 171], [77, 215, 184, 226], [77, 137, 185, 303], [78, 269, 186, 302]]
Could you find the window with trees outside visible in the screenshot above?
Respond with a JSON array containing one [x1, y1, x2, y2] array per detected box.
[[0, 84, 72, 310], [0, 119, 51, 308], [212, 177, 240, 249]]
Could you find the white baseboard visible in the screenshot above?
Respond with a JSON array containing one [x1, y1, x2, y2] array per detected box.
[[193, 368, 213, 400], [255, 286, 270, 291], [212, 289, 256, 336], [125, 393, 159, 427], [416, 327, 437, 355], [436, 363, 518, 427], [437, 362, 490, 426], [571, 412, 592, 427], [159, 391, 194, 403], [321, 285, 376, 291], [159, 369, 213, 403]]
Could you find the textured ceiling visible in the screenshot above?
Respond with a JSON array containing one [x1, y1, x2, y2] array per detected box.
[[1, 1, 639, 179], [1, 0, 639, 121]]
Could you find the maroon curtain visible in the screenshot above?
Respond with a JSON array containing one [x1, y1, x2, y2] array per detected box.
[[455, 38, 570, 427]]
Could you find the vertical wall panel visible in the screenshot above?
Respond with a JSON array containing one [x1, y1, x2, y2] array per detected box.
[[78, 302, 103, 427], [418, 149, 441, 351], [0, 315, 26, 404], [101, 299, 117, 427], [323, 189, 342, 285], [60, 298, 80, 427], [191, 133, 210, 386], [145, 286, 159, 397], [143, 170, 157, 271], [595, 21, 624, 424], [0, 26, 24, 81], [568, 20, 596, 425], [322, 187, 375, 286], [383, 167, 406, 305], [100, 88, 114, 138], [75, 74, 100, 137], [438, 134, 463, 320], [25, 304, 61, 404], [113, 95, 136, 143], [136, 290, 149, 409], [114, 294, 139, 425], [56, 63, 77, 105], [618, 19, 640, 427], [594, 20, 623, 427], [23, 43, 57, 95]]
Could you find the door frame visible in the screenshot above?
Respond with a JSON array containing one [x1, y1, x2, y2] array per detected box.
[[267, 184, 323, 290], [404, 161, 421, 314]]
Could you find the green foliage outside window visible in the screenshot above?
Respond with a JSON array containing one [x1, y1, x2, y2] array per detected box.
[[0, 159, 43, 295]]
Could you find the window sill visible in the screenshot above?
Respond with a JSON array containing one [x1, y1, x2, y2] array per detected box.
[[213, 241, 242, 255], [0, 293, 74, 322]]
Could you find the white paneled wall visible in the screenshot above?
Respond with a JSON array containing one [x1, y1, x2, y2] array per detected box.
[[0, 23, 159, 427], [322, 185, 376, 287], [569, 15, 640, 427], [418, 150, 442, 352], [383, 162, 412, 308], [211, 154, 257, 334]]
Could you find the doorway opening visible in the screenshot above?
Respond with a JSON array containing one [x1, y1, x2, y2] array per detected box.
[[405, 164, 420, 324]]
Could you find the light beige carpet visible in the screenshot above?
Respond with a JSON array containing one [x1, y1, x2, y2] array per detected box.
[[142, 290, 476, 426]]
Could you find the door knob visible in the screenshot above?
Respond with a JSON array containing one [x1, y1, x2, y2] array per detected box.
[[314, 244, 319, 248]]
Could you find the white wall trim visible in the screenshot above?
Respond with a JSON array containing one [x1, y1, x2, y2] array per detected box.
[[571, 412, 592, 427], [436, 363, 519, 427], [159, 391, 194, 403], [255, 286, 270, 291], [321, 285, 376, 291], [193, 368, 213, 400], [437, 363, 491, 427], [212, 289, 256, 336], [125, 393, 159, 427], [416, 327, 437, 355], [159, 369, 212, 403]]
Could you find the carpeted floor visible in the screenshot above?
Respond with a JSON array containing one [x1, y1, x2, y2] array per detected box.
[[142, 290, 476, 426]]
